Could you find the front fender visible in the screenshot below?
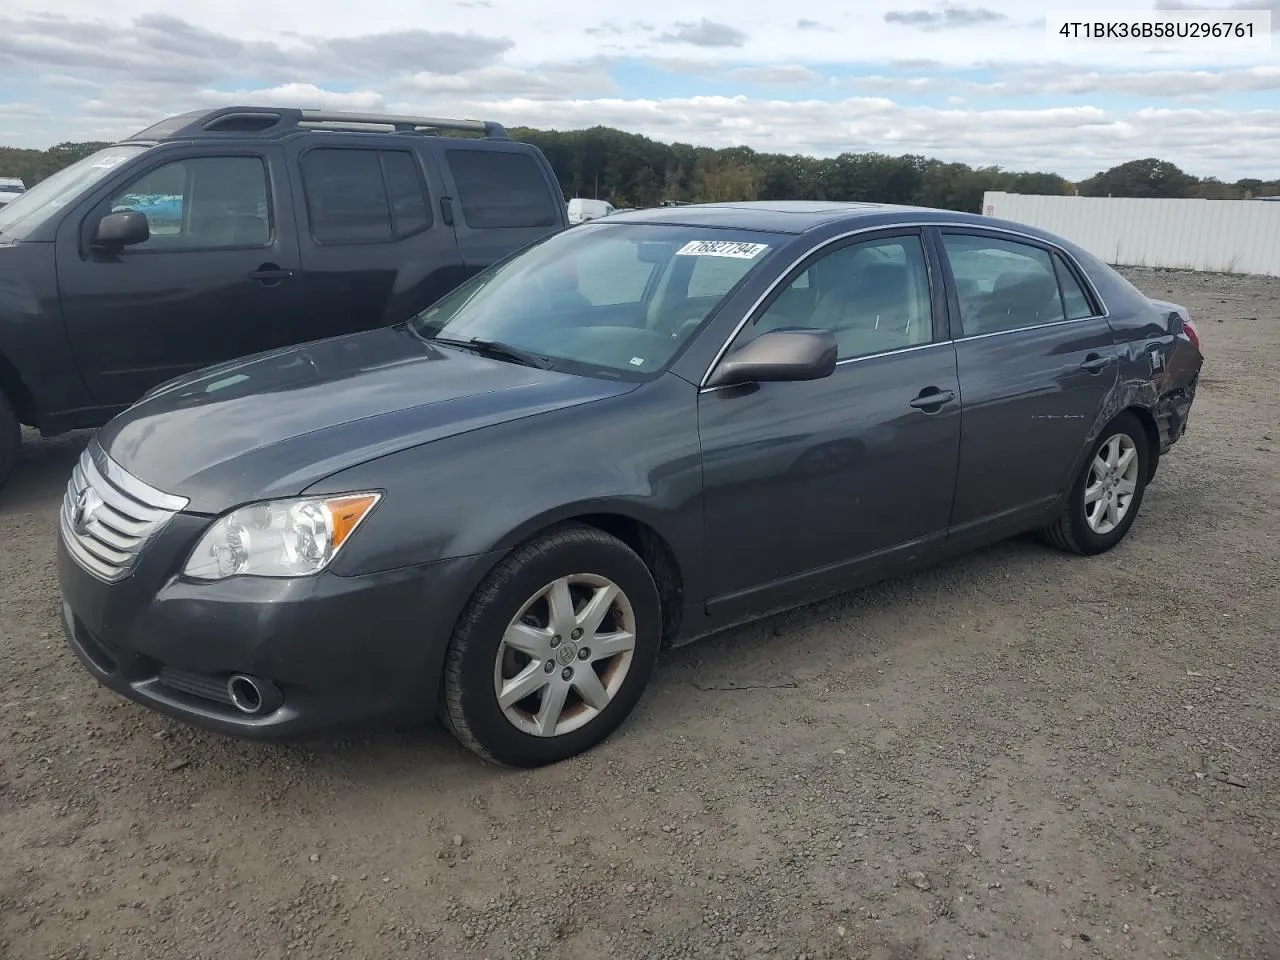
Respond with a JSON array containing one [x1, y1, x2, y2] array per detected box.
[[308, 374, 709, 600]]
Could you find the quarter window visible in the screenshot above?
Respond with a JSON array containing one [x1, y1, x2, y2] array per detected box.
[[444, 149, 558, 229], [749, 235, 934, 361], [1053, 253, 1095, 320], [109, 156, 270, 250], [942, 234, 1070, 335]]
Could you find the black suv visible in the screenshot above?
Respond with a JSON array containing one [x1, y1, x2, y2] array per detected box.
[[0, 106, 569, 488]]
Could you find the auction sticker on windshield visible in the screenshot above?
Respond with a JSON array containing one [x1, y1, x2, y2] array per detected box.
[[675, 240, 770, 259]]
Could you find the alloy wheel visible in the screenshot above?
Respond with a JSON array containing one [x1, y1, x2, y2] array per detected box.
[[1084, 432, 1140, 535], [493, 574, 637, 737]]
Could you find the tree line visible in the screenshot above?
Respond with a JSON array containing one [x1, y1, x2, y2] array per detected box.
[[3, 128, 1277, 213]]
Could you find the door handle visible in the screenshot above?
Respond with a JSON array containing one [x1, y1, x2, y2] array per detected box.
[[249, 264, 293, 285], [1079, 353, 1110, 373], [909, 387, 956, 412], [440, 196, 455, 226]]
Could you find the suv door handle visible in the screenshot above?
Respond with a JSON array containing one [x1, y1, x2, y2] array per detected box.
[[909, 387, 956, 412], [440, 197, 455, 226], [1079, 353, 1111, 373], [249, 264, 293, 285]]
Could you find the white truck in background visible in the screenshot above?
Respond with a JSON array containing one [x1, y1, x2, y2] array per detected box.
[[0, 178, 26, 206], [566, 198, 615, 224]]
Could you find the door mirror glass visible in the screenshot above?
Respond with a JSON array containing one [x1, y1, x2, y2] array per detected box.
[[707, 329, 838, 388], [93, 210, 150, 249]]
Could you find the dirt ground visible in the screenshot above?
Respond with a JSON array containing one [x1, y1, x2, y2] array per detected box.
[[0, 267, 1276, 960]]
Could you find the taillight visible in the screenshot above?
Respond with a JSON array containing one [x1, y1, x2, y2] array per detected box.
[[1183, 318, 1201, 352]]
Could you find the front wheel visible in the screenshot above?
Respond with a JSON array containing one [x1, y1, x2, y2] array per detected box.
[[1041, 412, 1149, 556], [441, 525, 663, 766]]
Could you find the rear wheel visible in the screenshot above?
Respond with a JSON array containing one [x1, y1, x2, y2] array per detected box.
[[0, 390, 19, 491], [441, 525, 662, 767], [1041, 412, 1149, 556]]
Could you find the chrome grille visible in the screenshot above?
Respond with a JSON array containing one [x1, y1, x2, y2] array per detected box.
[[59, 446, 189, 582]]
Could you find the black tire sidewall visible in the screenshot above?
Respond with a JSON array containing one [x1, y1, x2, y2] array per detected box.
[[0, 392, 18, 490], [449, 530, 662, 767], [1065, 413, 1149, 555]]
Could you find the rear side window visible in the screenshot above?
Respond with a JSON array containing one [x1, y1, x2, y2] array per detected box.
[[445, 149, 558, 229], [1053, 253, 1096, 319], [941, 234, 1067, 336], [301, 148, 431, 244]]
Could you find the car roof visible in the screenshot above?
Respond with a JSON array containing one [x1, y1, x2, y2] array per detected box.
[[606, 200, 1029, 236]]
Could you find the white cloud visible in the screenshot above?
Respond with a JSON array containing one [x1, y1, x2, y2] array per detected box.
[[1, 1, 1278, 181], [728, 65, 822, 85]]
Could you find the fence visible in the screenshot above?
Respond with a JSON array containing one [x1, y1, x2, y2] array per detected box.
[[981, 192, 1280, 277]]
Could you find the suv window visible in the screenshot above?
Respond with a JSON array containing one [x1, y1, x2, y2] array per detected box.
[[942, 234, 1069, 335], [749, 235, 933, 361], [300, 148, 432, 244], [445, 149, 558, 229], [110, 156, 270, 250]]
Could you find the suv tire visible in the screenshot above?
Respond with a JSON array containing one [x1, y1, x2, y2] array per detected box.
[[0, 390, 19, 491]]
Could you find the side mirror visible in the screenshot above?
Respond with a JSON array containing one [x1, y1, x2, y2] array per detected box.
[[706, 328, 838, 388], [93, 210, 150, 250]]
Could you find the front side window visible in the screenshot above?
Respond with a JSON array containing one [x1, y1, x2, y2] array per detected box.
[[409, 223, 782, 378], [110, 156, 271, 250], [745, 234, 934, 361], [942, 234, 1070, 335]]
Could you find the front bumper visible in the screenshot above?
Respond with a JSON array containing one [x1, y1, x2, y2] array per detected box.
[[57, 517, 499, 740]]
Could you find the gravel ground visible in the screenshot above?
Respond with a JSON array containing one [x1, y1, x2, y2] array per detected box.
[[1, 267, 1276, 960]]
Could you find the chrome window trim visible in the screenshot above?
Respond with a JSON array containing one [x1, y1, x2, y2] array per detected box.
[[699, 340, 952, 394], [698, 220, 1111, 389]]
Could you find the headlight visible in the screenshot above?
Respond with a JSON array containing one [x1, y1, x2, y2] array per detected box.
[[183, 493, 381, 581]]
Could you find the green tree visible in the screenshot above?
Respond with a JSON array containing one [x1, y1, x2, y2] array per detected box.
[[1077, 158, 1198, 198]]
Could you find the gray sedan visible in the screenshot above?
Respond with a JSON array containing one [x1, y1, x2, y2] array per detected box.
[[56, 201, 1203, 766]]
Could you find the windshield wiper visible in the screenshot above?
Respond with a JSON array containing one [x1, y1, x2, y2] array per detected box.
[[429, 336, 556, 370]]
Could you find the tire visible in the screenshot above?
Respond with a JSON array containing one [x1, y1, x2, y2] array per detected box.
[[0, 390, 19, 492], [441, 524, 663, 767], [1040, 411, 1149, 556]]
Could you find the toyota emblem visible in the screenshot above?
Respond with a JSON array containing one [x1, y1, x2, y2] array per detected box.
[[72, 487, 103, 535]]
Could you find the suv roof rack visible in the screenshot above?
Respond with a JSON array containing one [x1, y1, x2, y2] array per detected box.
[[124, 106, 509, 143]]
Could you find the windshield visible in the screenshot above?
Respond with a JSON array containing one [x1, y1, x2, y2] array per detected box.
[[0, 145, 146, 238], [409, 222, 783, 378]]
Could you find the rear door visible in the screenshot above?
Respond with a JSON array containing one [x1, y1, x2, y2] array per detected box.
[[55, 145, 304, 407], [288, 138, 466, 340], [935, 228, 1119, 536], [431, 142, 565, 276]]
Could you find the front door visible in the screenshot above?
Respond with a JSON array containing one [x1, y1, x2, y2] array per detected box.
[[699, 230, 962, 620], [935, 229, 1120, 534], [55, 146, 302, 409]]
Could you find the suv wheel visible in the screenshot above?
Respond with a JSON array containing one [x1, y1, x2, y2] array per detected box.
[[441, 525, 662, 766], [0, 390, 19, 491]]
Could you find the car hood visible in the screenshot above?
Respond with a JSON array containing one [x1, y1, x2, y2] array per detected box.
[[98, 325, 636, 513]]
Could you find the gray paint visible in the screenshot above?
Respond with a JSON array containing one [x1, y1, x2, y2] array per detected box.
[[58, 202, 1204, 737]]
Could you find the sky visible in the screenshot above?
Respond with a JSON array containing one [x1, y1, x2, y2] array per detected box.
[[0, 0, 1278, 180]]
